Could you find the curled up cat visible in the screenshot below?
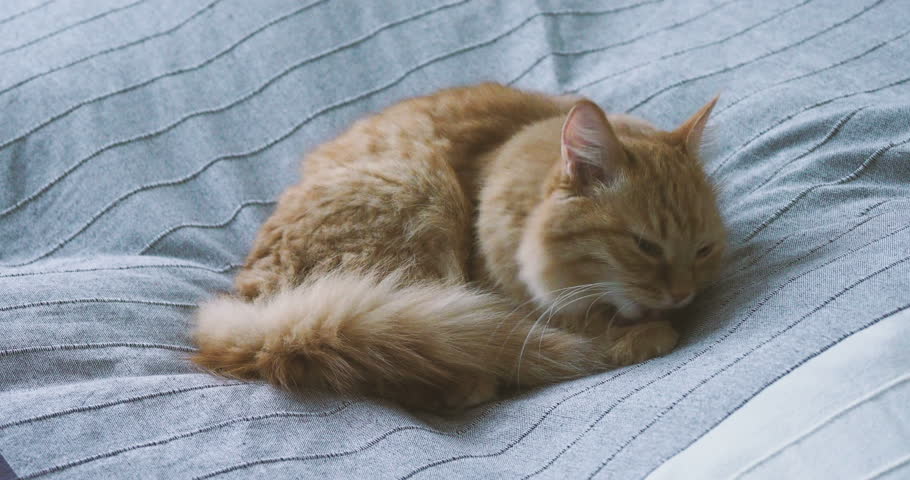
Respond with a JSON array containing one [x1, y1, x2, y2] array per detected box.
[[191, 83, 726, 410]]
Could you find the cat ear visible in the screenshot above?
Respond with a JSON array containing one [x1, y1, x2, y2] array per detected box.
[[561, 100, 626, 189], [673, 95, 718, 157]]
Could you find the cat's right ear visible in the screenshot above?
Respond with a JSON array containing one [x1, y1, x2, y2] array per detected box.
[[561, 100, 625, 191]]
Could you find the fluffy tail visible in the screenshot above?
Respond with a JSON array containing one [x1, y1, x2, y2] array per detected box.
[[192, 271, 602, 405]]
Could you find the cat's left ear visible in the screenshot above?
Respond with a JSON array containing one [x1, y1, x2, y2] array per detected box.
[[673, 95, 719, 157]]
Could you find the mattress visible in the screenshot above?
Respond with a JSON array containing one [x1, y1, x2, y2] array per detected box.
[[1, 0, 908, 478]]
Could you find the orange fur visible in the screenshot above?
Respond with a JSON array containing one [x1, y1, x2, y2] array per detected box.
[[192, 83, 726, 409]]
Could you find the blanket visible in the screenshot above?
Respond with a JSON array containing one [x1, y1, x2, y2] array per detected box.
[[1, 0, 908, 478]]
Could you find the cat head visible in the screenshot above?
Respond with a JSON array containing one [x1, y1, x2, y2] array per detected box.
[[518, 98, 726, 319]]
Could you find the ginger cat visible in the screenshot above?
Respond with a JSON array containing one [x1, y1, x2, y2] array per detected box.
[[191, 83, 726, 410]]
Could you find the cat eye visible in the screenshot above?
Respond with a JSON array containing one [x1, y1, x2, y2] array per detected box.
[[696, 244, 714, 258], [636, 238, 662, 257]]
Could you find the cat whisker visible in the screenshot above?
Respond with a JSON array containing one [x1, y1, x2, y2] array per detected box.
[[492, 283, 605, 367], [500, 283, 603, 333], [516, 288, 609, 385], [599, 298, 640, 341], [582, 289, 616, 329], [507, 283, 605, 338], [538, 288, 615, 355]]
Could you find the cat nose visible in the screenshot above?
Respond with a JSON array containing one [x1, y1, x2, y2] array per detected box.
[[667, 289, 694, 308]]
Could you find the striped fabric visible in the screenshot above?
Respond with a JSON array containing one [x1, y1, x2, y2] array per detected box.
[[0, 0, 908, 478], [650, 310, 910, 479]]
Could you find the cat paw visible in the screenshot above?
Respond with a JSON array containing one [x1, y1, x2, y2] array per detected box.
[[397, 375, 498, 412], [603, 320, 679, 366], [442, 375, 498, 410]]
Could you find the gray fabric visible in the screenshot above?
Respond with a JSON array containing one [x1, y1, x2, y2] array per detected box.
[[650, 308, 910, 479], [1, 0, 908, 478]]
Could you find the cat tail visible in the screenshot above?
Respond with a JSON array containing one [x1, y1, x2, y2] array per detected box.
[[191, 270, 602, 399]]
